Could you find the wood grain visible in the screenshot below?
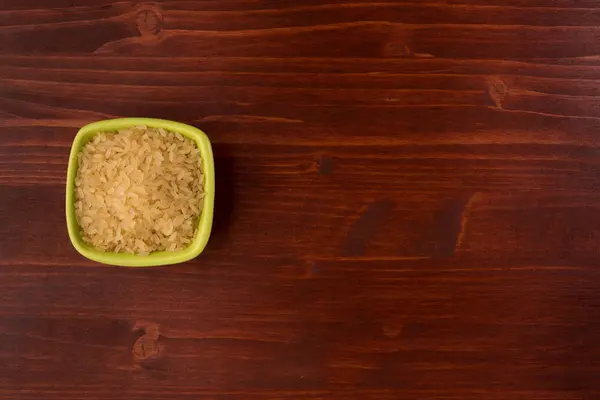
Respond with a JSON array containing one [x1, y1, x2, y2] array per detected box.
[[2, 0, 600, 399]]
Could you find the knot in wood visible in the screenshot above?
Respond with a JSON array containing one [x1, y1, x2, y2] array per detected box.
[[137, 9, 163, 36]]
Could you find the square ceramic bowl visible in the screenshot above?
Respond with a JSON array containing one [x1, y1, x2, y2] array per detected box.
[[66, 118, 214, 267]]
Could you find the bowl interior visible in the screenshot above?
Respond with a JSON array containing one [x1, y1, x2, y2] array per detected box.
[[66, 118, 214, 267]]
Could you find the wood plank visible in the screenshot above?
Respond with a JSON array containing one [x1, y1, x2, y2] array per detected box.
[[0, 260, 599, 396], [3, 2, 600, 58]]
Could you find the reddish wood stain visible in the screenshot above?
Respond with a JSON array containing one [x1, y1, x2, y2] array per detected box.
[[2, 1, 600, 398]]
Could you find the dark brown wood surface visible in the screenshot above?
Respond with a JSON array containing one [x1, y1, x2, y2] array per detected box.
[[2, 0, 600, 398]]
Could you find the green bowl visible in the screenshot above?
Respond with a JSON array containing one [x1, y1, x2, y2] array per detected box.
[[65, 118, 215, 267]]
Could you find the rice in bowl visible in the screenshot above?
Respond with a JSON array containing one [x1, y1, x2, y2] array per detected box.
[[74, 125, 204, 255]]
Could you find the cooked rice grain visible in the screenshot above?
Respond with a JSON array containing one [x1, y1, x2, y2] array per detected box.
[[74, 126, 204, 254]]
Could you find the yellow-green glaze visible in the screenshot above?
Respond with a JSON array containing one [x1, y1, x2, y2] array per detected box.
[[65, 118, 215, 267]]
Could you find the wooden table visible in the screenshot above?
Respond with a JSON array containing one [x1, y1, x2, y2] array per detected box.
[[1, 1, 600, 398]]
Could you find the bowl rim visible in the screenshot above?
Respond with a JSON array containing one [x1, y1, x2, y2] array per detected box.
[[65, 118, 215, 267]]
